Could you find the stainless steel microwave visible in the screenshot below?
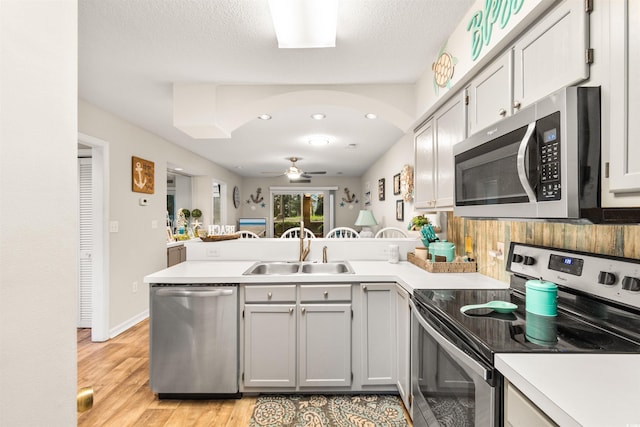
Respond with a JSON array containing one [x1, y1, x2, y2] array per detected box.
[[453, 86, 639, 223]]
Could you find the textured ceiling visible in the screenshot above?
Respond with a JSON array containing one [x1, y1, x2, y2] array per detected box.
[[79, 0, 474, 177]]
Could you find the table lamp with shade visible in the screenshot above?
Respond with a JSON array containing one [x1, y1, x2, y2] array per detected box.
[[355, 210, 378, 238]]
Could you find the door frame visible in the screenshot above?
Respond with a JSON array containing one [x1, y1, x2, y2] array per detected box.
[[78, 132, 110, 342]]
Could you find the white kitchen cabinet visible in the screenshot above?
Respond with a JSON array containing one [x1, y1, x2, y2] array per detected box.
[[242, 283, 352, 390], [608, 0, 640, 193], [504, 380, 557, 427], [299, 303, 352, 387], [467, 50, 513, 135], [243, 304, 296, 387], [395, 285, 410, 410], [414, 92, 465, 209], [466, 0, 589, 137], [513, 0, 590, 111], [414, 119, 435, 209], [360, 283, 396, 386]]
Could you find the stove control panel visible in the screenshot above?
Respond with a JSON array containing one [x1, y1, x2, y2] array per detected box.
[[507, 242, 640, 309]]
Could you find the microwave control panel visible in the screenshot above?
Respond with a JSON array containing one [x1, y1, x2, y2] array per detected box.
[[537, 112, 561, 201]]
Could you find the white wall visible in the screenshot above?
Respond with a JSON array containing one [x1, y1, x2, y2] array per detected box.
[[360, 134, 415, 232], [78, 100, 242, 332], [0, 1, 78, 425]]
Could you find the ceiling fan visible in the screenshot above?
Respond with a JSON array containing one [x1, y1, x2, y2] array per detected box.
[[261, 157, 327, 180]]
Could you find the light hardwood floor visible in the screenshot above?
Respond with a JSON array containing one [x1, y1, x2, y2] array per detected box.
[[78, 319, 412, 426], [77, 319, 257, 426]]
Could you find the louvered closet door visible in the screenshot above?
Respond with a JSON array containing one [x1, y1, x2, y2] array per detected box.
[[78, 158, 93, 328]]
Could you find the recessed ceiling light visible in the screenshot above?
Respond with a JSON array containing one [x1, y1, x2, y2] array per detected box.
[[174, 167, 184, 171], [308, 137, 330, 146], [346, 143, 357, 149], [258, 114, 272, 120], [311, 113, 326, 120], [364, 113, 377, 119]]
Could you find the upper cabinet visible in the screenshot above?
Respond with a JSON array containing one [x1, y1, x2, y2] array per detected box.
[[414, 92, 466, 210], [466, 0, 590, 137], [467, 51, 513, 136], [608, 0, 640, 194], [513, 0, 590, 110]]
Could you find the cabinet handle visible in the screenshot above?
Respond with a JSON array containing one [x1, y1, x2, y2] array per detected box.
[[267, 292, 272, 299], [289, 307, 294, 314], [301, 307, 306, 314], [513, 101, 521, 110], [499, 108, 507, 117], [323, 291, 329, 297]]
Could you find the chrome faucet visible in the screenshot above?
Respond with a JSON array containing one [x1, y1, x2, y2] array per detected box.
[[322, 246, 328, 263]]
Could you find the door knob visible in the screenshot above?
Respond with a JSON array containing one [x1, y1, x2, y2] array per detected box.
[[77, 387, 94, 412]]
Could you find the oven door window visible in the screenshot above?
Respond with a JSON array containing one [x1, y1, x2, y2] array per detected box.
[[412, 309, 495, 427], [455, 125, 537, 206]]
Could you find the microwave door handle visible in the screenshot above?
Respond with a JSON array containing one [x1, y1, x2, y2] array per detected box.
[[517, 122, 537, 202]]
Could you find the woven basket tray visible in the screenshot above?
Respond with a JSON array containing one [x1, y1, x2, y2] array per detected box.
[[407, 252, 476, 273], [200, 233, 240, 242]]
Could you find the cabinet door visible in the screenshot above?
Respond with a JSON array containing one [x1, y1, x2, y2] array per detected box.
[[299, 304, 351, 387], [505, 381, 557, 427], [167, 245, 184, 267], [467, 50, 513, 136], [513, 0, 589, 111], [361, 283, 396, 385], [395, 285, 410, 410], [244, 304, 296, 387], [414, 119, 435, 209], [434, 93, 466, 208], [609, 0, 640, 193]]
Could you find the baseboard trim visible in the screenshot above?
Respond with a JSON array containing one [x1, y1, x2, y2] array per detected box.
[[110, 309, 149, 338]]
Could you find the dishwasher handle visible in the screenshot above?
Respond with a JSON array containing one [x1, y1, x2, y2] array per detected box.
[[155, 288, 234, 298]]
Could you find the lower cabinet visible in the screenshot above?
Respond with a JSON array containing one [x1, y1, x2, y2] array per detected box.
[[299, 303, 351, 387], [395, 285, 411, 410], [242, 283, 352, 390], [166, 244, 186, 267], [360, 283, 397, 385], [241, 282, 411, 395], [505, 380, 557, 427]]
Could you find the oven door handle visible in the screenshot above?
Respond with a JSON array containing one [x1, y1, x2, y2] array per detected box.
[[410, 300, 491, 381], [517, 122, 537, 202]]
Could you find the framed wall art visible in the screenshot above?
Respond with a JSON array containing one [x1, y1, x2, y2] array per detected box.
[[393, 173, 401, 195], [396, 200, 404, 221], [378, 178, 385, 201], [364, 191, 371, 207], [132, 156, 154, 194]]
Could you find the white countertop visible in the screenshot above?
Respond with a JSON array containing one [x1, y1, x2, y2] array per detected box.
[[143, 260, 507, 293], [496, 353, 640, 427]]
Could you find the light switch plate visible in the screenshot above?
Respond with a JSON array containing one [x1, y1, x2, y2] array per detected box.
[[497, 241, 505, 260], [110, 221, 119, 233]]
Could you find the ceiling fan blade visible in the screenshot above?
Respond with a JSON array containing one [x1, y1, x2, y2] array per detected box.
[[290, 179, 311, 183], [261, 171, 285, 175], [305, 171, 326, 175]]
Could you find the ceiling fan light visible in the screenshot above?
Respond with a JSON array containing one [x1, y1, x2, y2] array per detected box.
[[268, 0, 338, 48], [286, 166, 302, 179]]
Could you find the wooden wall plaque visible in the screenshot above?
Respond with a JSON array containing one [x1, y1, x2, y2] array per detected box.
[[132, 156, 154, 194]]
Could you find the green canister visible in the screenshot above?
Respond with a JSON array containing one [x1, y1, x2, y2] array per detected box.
[[525, 280, 558, 316]]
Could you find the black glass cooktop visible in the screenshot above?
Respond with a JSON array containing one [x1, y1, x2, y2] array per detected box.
[[412, 287, 640, 365]]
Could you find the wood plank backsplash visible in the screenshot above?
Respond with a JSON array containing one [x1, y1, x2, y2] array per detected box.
[[446, 212, 640, 283]]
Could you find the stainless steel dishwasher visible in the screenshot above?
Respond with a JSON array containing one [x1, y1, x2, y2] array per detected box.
[[149, 284, 239, 398]]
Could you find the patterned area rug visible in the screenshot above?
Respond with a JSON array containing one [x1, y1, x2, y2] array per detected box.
[[249, 394, 409, 427]]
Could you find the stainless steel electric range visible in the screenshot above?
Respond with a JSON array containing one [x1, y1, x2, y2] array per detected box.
[[410, 242, 640, 427]]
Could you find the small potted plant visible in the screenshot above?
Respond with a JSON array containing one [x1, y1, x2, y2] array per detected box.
[[408, 215, 430, 231]]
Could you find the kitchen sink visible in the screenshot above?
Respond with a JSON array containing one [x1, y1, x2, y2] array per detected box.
[[300, 262, 353, 274], [244, 262, 301, 275], [243, 261, 354, 275]]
